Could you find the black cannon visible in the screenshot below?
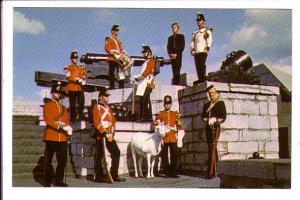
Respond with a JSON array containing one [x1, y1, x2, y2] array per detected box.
[[206, 50, 260, 84]]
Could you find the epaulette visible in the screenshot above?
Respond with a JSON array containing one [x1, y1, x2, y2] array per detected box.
[[105, 37, 110, 41], [206, 27, 213, 31]]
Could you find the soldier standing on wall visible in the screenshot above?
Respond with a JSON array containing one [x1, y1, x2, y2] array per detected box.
[[155, 95, 184, 178], [92, 87, 126, 183], [43, 82, 72, 187], [201, 85, 226, 179], [167, 22, 185, 85], [191, 12, 213, 83], [65, 51, 86, 122], [105, 24, 125, 89], [133, 45, 156, 122]]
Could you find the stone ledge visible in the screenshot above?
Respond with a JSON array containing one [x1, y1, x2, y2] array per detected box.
[[217, 159, 291, 181]]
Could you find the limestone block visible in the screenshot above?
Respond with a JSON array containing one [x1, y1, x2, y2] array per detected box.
[[275, 163, 291, 180], [117, 142, 130, 156], [229, 83, 260, 94], [192, 115, 205, 129], [220, 153, 246, 160], [206, 81, 230, 92], [182, 131, 194, 143], [260, 85, 280, 95], [268, 102, 278, 115], [151, 85, 184, 100], [248, 116, 270, 129], [107, 88, 133, 104], [223, 114, 249, 129], [241, 129, 270, 141], [264, 153, 279, 159], [270, 129, 279, 141], [233, 100, 259, 115], [267, 96, 277, 102], [181, 117, 193, 131], [188, 142, 208, 152], [219, 129, 239, 142], [184, 153, 194, 164], [256, 95, 267, 101], [265, 141, 279, 153], [259, 101, 268, 115], [217, 142, 227, 153], [114, 131, 133, 143], [270, 116, 279, 129], [115, 122, 151, 132], [194, 153, 208, 165], [224, 100, 233, 114], [227, 142, 258, 153]]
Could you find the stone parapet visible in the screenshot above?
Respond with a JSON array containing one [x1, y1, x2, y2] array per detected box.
[[178, 81, 280, 173]]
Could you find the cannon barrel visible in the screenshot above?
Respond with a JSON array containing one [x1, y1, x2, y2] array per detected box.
[[206, 50, 259, 84], [221, 50, 253, 71], [80, 53, 170, 66]]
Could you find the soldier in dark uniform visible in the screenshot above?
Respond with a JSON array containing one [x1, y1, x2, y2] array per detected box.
[[201, 85, 226, 179], [167, 22, 185, 85], [191, 12, 213, 83]]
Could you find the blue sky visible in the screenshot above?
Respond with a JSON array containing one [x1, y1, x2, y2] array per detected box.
[[13, 7, 292, 101]]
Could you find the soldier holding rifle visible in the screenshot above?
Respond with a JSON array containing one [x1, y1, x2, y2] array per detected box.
[[201, 85, 226, 179], [43, 82, 72, 187], [92, 87, 126, 183]]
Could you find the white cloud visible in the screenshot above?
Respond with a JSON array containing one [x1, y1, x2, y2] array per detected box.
[[14, 10, 46, 34], [230, 24, 268, 49]]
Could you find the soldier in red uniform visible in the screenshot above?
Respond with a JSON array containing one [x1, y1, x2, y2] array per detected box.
[[133, 45, 156, 122], [201, 85, 227, 179], [43, 82, 72, 187], [65, 51, 86, 122], [155, 95, 183, 178], [92, 87, 126, 182], [105, 24, 125, 89]]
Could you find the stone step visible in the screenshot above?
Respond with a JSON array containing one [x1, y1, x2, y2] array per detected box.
[[13, 124, 44, 139], [13, 145, 45, 155], [13, 138, 44, 148], [13, 115, 40, 125], [13, 154, 44, 164], [13, 162, 74, 174]]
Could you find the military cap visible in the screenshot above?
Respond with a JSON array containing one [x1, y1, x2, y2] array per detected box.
[[98, 87, 110, 97], [111, 24, 120, 31], [70, 51, 78, 59], [196, 12, 206, 21], [51, 82, 63, 94], [206, 84, 216, 92], [141, 45, 152, 53], [164, 95, 172, 105]]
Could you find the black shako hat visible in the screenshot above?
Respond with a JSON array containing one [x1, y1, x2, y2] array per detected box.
[[98, 87, 110, 97], [111, 24, 120, 31], [196, 12, 206, 21], [51, 82, 64, 94], [164, 95, 172, 105], [141, 45, 152, 53], [70, 51, 79, 59], [206, 84, 216, 92]]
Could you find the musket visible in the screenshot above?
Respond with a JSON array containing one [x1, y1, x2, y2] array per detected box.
[[131, 80, 136, 115], [102, 137, 114, 183], [209, 124, 220, 177]]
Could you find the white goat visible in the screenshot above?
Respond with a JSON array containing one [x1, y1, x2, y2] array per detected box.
[[130, 125, 165, 179]]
